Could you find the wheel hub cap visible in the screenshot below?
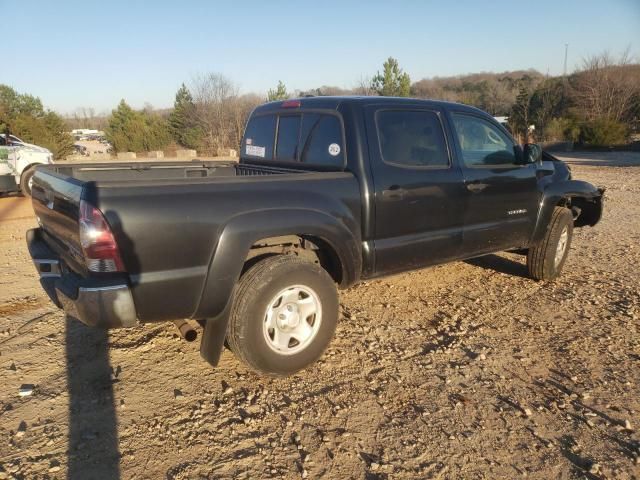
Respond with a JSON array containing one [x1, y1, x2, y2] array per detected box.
[[277, 303, 300, 329], [263, 285, 322, 355]]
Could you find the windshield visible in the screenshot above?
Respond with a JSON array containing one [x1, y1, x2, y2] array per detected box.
[[0, 134, 24, 145]]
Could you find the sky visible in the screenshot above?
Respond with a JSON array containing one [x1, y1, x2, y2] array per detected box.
[[4, 0, 640, 115]]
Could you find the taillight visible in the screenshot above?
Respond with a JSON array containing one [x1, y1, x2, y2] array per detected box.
[[79, 200, 125, 272]]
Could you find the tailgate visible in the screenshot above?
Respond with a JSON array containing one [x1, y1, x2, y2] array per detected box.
[[31, 167, 87, 273]]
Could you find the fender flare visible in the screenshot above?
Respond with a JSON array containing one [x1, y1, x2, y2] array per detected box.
[[531, 180, 603, 244], [196, 208, 361, 367], [194, 207, 361, 320]]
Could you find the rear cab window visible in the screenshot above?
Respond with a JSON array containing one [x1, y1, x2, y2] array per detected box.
[[243, 115, 276, 161], [276, 115, 301, 161], [242, 111, 345, 168]]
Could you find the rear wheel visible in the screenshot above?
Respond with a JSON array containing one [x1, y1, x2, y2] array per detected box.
[[20, 167, 36, 197], [527, 206, 573, 281], [227, 255, 339, 376]]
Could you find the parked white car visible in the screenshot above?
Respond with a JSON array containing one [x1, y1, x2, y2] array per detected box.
[[0, 134, 53, 196]]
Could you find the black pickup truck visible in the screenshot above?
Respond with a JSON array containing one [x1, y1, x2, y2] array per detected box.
[[27, 97, 603, 375]]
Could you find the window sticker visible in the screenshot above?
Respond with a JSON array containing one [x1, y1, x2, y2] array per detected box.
[[246, 138, 252, 145], [246, 145, 266, 157], [328, 143, 341, 156]]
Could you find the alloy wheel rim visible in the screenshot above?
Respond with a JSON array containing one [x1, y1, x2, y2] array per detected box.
[[263, 285, 322, 355]]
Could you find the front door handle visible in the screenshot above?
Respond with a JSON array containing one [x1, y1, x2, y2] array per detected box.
[[466, 182, 488, 193], [382, 185, 408, 200]]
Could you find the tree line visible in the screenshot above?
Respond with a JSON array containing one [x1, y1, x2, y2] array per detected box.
[[102, 58, 416, 154], [2, 51, 638, 160], [103, 75, 263, 155], [0, 85, 74, 159], [116, 52, 639, 153]]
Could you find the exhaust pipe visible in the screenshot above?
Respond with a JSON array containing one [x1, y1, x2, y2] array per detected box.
[[173, 319, 198, 342]]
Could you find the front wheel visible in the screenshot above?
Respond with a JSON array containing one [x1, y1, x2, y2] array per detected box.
[[227, 255, 339, 376], [20, 167, 36, 197], [527, 206, 573, 281]]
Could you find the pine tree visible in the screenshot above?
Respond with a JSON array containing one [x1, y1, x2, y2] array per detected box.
[[42, 111, 74, 158], [510, 86, 533, 142], [168, 83, 201, 149], [267, 81, 288, 101], [371, 58, 411, 97], [106, 100, 141, 152], [106, 100, 171, 153]]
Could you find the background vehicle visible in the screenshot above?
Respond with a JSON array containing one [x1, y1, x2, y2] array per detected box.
[[0, 133, 54, 196], [73, 144, 89, 156], [26, 97, 603, 375]]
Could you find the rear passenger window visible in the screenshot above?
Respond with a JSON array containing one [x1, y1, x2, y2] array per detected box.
[[242, 112, 344, 168], [376, 110, 449, 167], [276, 115, 301, 161], [301, 115, 344, 167], [243, 114, 276, 160]]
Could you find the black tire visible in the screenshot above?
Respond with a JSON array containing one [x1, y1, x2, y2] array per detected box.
[[527, 206, 573, 281], [227, 255, 339, 376], [20, 167, 36, 197]]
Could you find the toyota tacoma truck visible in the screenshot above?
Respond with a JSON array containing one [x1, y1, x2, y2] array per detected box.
[[26, 97, 603, 375]]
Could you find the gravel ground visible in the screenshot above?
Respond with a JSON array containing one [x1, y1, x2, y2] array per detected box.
[[0, 156, 639, 479]]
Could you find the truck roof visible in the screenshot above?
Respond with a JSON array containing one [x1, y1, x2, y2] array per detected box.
[[255, 96, 487, 115]]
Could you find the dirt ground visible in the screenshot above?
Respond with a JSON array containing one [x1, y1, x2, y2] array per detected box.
[[0, 154, 639, 479]]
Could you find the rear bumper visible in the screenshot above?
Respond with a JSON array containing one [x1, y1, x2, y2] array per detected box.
[[26, 228, 137, 328]]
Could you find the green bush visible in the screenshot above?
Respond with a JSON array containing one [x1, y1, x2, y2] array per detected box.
[[580, 118, 628, 146], [12, 112, 74, 159], [544, 117, 580, 142]]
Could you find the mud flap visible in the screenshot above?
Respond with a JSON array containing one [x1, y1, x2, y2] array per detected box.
[[199, 302, 232, 367]]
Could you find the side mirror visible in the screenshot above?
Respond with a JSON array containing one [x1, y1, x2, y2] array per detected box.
[[523, 143, 542, 164]]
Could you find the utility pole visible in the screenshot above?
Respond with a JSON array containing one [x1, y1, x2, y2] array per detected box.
[[563, 43, 569, 77]]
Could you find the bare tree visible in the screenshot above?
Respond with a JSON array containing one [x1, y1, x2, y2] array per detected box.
[[573, 49, 639, 122], [142, 102, 155, 115], [353, 75, 376, 96], [229, 93, 262, 151], [189, 74, 263, 155], [66, 107, 109, 130], [484, 80, 514, 116], [81, 107, 96, 127], [191, 73, 239, 154]]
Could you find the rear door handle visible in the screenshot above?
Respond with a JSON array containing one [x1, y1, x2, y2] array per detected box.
[[382, 185, 408, 200]]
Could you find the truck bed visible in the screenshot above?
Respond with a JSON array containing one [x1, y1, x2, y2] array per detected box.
[[45, 160, 304, 185], [30, 160, 361, 323]]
